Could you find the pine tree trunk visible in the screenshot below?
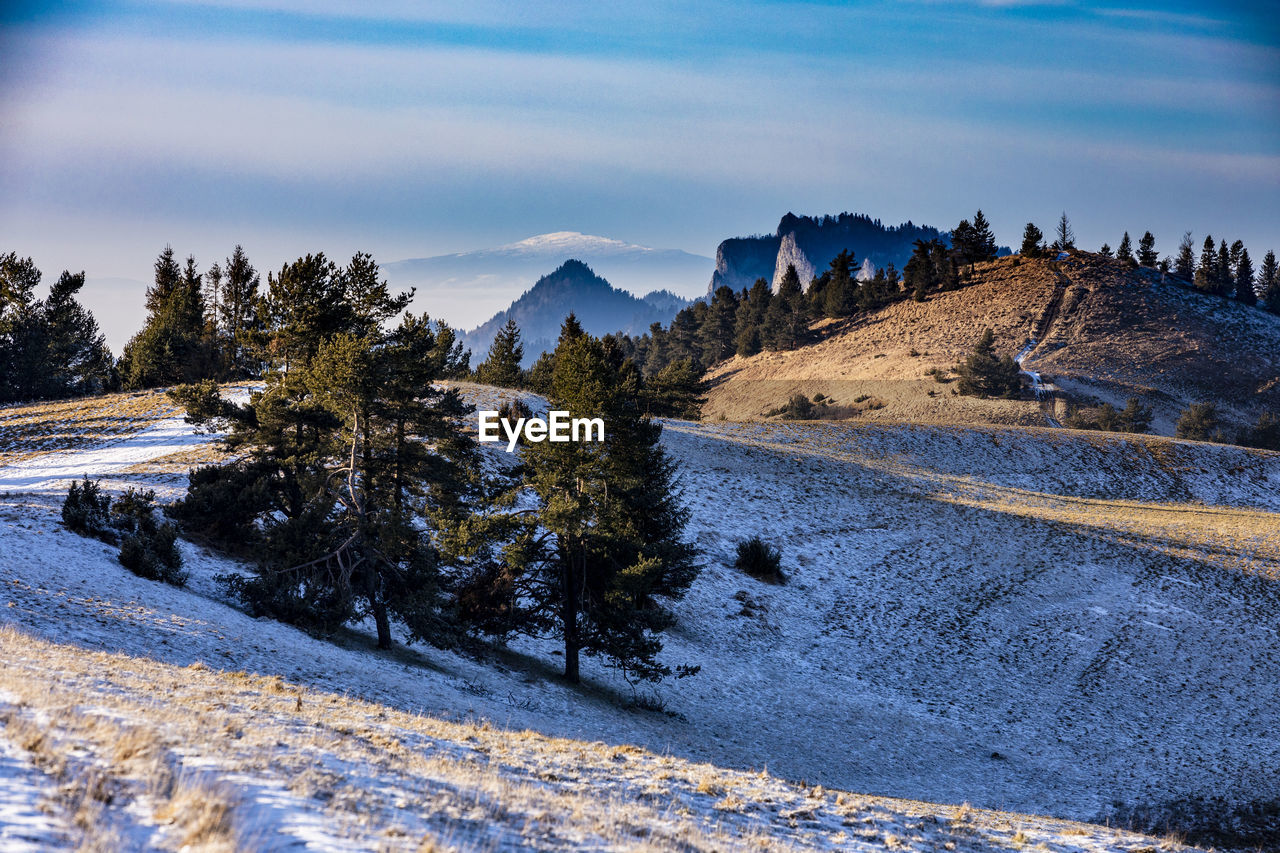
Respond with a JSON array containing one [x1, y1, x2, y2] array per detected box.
[[373, 600, 392, 650], [562, 552, 580, 683]]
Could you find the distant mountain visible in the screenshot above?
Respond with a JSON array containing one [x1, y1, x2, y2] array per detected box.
[[708, 212, 1010, 294], [383, 232, 712, 330], [463, 260, 692, 366]]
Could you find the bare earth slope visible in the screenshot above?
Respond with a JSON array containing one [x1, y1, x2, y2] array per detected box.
[[704, 253, 1280, 435]]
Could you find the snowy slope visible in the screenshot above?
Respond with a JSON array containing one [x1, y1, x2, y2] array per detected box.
[[2, 386, 1278, 848]]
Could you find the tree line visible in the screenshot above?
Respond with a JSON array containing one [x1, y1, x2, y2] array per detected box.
[[1022, 215, 1279, 311]]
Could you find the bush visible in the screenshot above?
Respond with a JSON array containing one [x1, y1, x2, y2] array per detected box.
[[955, 329, 1022, 399], [1239, 411, 1280, 451], [733, 536, 785, 584], [1175, 402, 1220, 442], [61, 479, 186, 586], [61, 476, 115, 543], [780, 393, 813, 420]]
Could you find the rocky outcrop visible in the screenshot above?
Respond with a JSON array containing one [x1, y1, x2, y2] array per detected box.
[[771, 232, 818, 291], [707, 235, 780, 295], [708, 212, 975, 295]]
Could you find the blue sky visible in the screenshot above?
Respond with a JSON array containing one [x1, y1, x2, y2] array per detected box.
[[1, 1, 1277, 345]]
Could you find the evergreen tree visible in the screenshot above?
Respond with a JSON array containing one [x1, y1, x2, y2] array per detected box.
[[904, 238, 956, 300], [821, 250, 856, 318], [1176, 402, 1220, 442], [1099, 243, 1113, 258], [42, 271, 115, 397], [643, 358, 705, 419], [1234, 247, 1256, 306], [1259, 250, 1280, 314], [955, 329, 1022, 399], [970, 210, 998, 263], [1054, 212, 1075, 251], [1194, 236, 1218, 294], [1215, 239, 1233, 297], [0, 253, 48, 401], [1117, 397, 1153, 434], [1174, 232, 1196, 281], [466, 321, 699, 684], [1116, 232, 1136, 267], [1137, 231, 1158, 267], [475, 317, 524, 388], [1020, 223, 1045, 257], [119, 247, 212, 389], [764, 265, 805, 350], [1, 255, 114, 402], [171, 303, 474, 648], [699, 286, 739, 365], [733, 279, 770, 357], [219, 245, 261, 377]]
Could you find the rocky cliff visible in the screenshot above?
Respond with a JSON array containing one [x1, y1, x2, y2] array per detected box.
[[710, 212, 962, 294]]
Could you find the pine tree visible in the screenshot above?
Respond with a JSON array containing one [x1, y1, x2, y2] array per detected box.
[[1, 256, 114, 402], [42, 271, 115, 397], [764, 265, 804, 350], [1176, 402, 1219, 442], [1136, 231, 1158, 267], [955, 329, 1022, 399], [499, 324, 698, 683], [1099, 243, 1113, 257], [1116, 233, 1136, 267], [699, 286, 739, 364], [476, 317, 524, 388], [1234, 247, 1256, 305], [971, 210, 998, 263], [170, 298, 475, 649], [643, 358, 705, 418], [821, 250, 856, 318], [219, 245, 261, 378], [1117, 397, 1153, 433], [1020, 223, 1045, 258], [1174, 232, 1196, 281], [734, 279, 770, 357], [1259, 250, 1280, 314], [1214, 239, 1232, 297], [1054, 212, 1075, 251], [119, 247, 213, 389], [1194, 236, 1218, 294]]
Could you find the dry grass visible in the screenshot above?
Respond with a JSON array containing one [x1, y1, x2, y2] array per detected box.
[[0, 388, 178, 464], [702, 253, 1280, 436], [0, 624, 1186, 851]]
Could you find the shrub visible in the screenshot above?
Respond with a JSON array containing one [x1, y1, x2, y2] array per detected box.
[[1239, 411, 1280, 451], [62, 476, 115, 543], [1176, 402, 1220, 442], [733, 536, 785, 584], [61, 480, 186, 586], [955, 329, 1022, 399], [781, 393, 813, 419], [497, 397, 533, 423]]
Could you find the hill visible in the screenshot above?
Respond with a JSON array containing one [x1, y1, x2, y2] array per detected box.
[[384, 232, 710, 331], [703, 252, 1280, 437], [464, 259, 690, 365], [1, 383, 1279, 849], [708, 212, 1006, 294]]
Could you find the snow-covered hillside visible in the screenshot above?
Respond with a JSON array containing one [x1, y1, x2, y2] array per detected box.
[[2, 385, 1277, 849]]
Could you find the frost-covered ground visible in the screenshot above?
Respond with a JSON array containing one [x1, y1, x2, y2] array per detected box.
[[2, 384, 1277, 849]]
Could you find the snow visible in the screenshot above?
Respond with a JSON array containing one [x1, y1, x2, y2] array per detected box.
[[0, 714, 67, 852], [2, 384, 1278, 848]]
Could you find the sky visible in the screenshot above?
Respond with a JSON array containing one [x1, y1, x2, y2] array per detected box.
[[1, 0, 1277, 350]]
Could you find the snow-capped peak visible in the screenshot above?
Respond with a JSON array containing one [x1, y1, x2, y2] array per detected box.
[[500, 232, 653, 255]]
